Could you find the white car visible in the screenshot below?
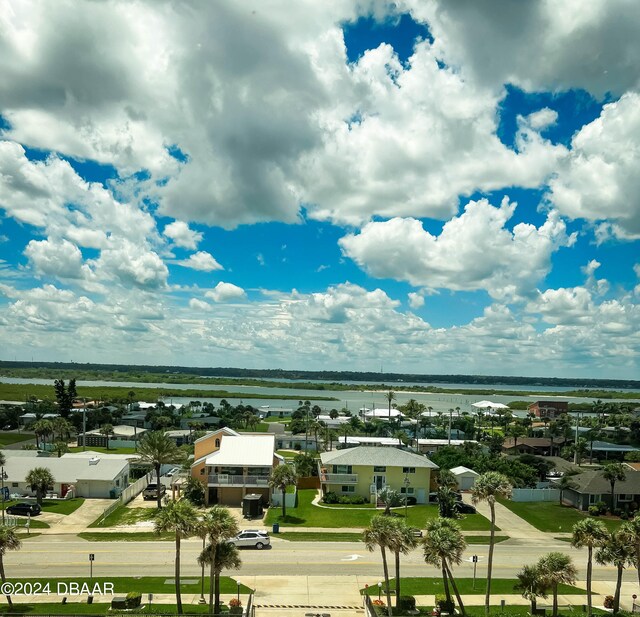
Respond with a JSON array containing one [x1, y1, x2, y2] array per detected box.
[[229, 530, 270, 549], [165, 467, 181, 477]]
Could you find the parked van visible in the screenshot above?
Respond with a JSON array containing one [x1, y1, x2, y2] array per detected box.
[[143, 483, 167, 501]]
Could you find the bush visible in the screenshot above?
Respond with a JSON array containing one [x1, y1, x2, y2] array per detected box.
[[126, 592, 142, 609], [595, 500, 608, 515], [323, 491, 339, 504], [182, 477, 205, 506], [603, 595, 614, 609], [229, 597, 242, 615], [588, 505, 600, 516], [613, 508, 622, 517], [621, 511, 630, 520], [337, 494, 367, 504], [436, 594, 455, 614], [398, 595, 416, 611], [406, 496, 417, 506]]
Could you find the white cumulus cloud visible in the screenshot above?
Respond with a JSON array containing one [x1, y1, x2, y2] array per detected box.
[[205, 282, 246, 303], [176, 251, 223, 272], [163, 221, 203, 250]]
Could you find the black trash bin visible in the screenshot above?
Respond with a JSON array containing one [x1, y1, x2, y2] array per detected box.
[[272, 522, 280, 534], [242, 494, 263, 518]]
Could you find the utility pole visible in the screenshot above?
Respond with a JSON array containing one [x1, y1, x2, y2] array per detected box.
[[573, 411, 580, 465], [82, 398, 87, 452], [448, 409, 453, 446]]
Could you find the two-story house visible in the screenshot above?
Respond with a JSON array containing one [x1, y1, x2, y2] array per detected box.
[[190, 428, 282, 505], [319, 446, 438, 504]]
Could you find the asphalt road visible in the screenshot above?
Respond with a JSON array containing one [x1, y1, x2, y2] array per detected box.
[[6, 536, 637, 583]]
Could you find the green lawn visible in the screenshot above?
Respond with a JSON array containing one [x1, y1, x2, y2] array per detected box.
[[277, 531, 364, 542], [464, 535, 509, 544], [88, 504, 157, 528], [265, 489, 495, 531], [498, 499, 623, 533], [362, 577, 585, 596], [0, 605, 230, 615], [68, 446, 137, 454], [0, 432, 35, 445], [5, 517, 49, 529], [275, 449, 297, 459], [4, 498, 85, 516], [78, 532, 173, 542]]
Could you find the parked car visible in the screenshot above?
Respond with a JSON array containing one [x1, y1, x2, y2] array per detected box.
[[7, 502, 42, 516], [454, 502, 476, 514], [229, 530, 270, 549], [142, 483, 167, 500], [165, 467, 181, 478]]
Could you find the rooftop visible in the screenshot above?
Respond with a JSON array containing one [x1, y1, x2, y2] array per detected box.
[[556, 469, 640, 494], [205, 434, 276, 467], [3, 455, 129, 483], [321, 446, 438, 469]]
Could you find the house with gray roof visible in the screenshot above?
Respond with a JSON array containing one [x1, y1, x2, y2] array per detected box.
[[555, 469, 640, 511], [319, 446, 438, 504]]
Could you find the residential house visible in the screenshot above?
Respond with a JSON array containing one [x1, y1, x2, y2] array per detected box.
[[415, 439, 478, 454], [338, 436, 404, 448], [558, 469, 640, 511], [502, 437, 565, 456], [274, 433, 316, 451], [361, 408, 404, 421], [528, 401, 569, 420], [319, 446, 438, 504], [164, 429, 194, 446], [77, 424, 147, 449], [190, 428, 282, 505], [450, 466, 480, 491]]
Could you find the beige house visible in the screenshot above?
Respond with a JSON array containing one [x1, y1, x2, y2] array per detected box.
[[319, 446, 438, 504], [190, 428, 282, 506]]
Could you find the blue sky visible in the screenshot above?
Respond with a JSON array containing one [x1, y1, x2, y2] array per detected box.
[[0, 2, 639, 378]]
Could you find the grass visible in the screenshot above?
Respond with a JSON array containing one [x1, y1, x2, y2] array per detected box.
[[0, 432, 35, 445], [4, 576, 252, 595], [277, 531, 364, 542], [275, 449, 297, 459], [68, 446, 137, 454], [0, 605, 231, 615], [265, 489, 495, 530], [5, 517, 49, 529], [464, 535, 509, 544], [361, 577, 585, 596], [370, 608, 603, 617], [78, 532, 173, 541], [88, 504, 157, 528], [498, 499, 623, 533], [4, 498, 85, 516]]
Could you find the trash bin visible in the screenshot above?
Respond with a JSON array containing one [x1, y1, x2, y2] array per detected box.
[[272, 523, 280, 534]]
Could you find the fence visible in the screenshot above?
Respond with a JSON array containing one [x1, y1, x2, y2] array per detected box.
[[270, 486, 297, 508], [93, 472, 151, 525], [633, 600, 640, 613], [511, 488, 560, 502], [363, 593, 377, 617], [245, 592, 255, 617]]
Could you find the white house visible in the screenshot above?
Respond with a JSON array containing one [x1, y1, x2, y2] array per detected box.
[[362, 408, 404, 421], [450, 465, 480, 491]]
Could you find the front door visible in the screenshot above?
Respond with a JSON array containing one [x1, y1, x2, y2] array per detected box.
[[374, 475, 386, 491]]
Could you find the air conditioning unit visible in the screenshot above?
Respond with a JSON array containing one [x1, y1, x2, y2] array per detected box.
[[89, 457, 100, 465]]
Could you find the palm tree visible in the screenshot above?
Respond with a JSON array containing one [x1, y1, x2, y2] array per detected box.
[[515, 564, 548, 614], [154, 499, 199, 614], [386, 518, 417, 608], [571, 518, 609, 617], [422, 517, 467, 616], [199, 506, 239, 615], [363, 514, 395, 617], [595, 531, 634, 614], [537, 552, 577, 617], [268, 464, 298, 518], [554, 475, 575, 506], [53, 441, 69, 458], [471, 471, 512, 617], [137, 431, 186, 508], [25, 467, 55, 505], [100, 423, 114, 450], [0, 526, 21, 606], [198, 541, 242, 613], [618, 513, 640, 587], [437, 469, 458, 490], [377, 487, 401, 515], [601, 462, 626, 511], [385, 390, 396, 417]]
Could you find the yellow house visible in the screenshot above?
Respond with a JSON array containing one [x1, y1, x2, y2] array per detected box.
[[191, 428, 282, 506], [319, 446, 438, 504]]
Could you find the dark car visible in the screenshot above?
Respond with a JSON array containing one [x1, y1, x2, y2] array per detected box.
[[7, 502, 42, 516], [454, 502, 476, 514]]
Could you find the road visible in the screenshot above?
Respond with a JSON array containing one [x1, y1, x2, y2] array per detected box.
[[6, 536, 638, 583]]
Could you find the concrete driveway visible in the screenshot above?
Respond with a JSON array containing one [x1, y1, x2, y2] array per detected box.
[[38, 498, 112, 534]]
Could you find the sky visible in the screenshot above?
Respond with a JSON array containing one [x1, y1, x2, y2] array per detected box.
[[0, 0, 639, 379]]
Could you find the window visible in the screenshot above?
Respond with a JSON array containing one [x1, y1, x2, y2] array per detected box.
[[373, 466, 386, 472], [200, 468, 205, 475], [116, 479, 120, 487], [400, 487, 415, 494], [11, 482, 18, 488], [402, 467, 416, 474], [334, 465, 353, 474], [341, 486, 355, 493], [618, 494, 633, 502], [215, 438, 220, 447], [589, 494, 601, 505]]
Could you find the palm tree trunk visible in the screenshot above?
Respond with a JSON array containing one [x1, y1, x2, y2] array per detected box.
[[208, 543, 216, 614], [552, 583, 558, 617], [0, 556, 13, 606], [484, 502, 496, 617], [636, 543, 640, 587], [613, 564, 623, 613], [586, 546, 592, 617], [394, 550, 401, 608], [214, 571, 221, 615], [445, 561, 466, 616], [441, 562, 452, 608], [156, 464, 162, 509], [380, 546, 392, 617], [531, 597, 537, 613], [175, 532, 182, 614]]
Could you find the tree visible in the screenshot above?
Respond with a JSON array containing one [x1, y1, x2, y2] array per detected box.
[[515, 564, 548, 614], [471, 472, 512, 617], [32, 419, 53, 449], [363, 514, 395, 617], [422, 517, 467, 616], [437, 469, 458, 490], [182, 477, 206, 506], [554, 475, 576, 506], [377, 487, 402, 515], [268, 464, 298, 518], [571, 519, 609, 617], [537, 552, 577, 617], [100, 423, 114, 450], [198, 541, 242, 613], [386, 518, 417, 609], [595, 531, 634, 614], [198, 506, 239, 615], [137, 431, 186, 508], [54, 379, 76, 418], [437, 486, 459, 519], [293, 452, 316, 478], [385, 390, 396, 417], [0, 526, 21, 606], [618, 513, 640, 587], [25, 467, 55, 505], [53, 441, 69, 458], [154, 499, 199, 614], [601, 462, 626, 511]]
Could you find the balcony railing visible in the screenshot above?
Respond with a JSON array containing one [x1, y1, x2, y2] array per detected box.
[[320, 473, 358, 484], [207, 474, 270, 487]]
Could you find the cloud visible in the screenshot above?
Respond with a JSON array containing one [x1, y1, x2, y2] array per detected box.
[[176, 251, 223, 272], [163, 221, 203, 250], [547, 92, 640, 238], [205, 282, 246, 303], [408, 292, 425, 309], [340, 197, 576, 299], [24, 238, 90, 280]]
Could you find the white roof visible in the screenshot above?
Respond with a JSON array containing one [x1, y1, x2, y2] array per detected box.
[[339, 436, 400, 446], [317, 415, 349, 424], [63, 451, 140, 461], [3, 455, 129, 484], [205, 434, 275, 467], [363, 408, 403, 418], [417, 439, 477, 446], [85, 424, 145, 438], [138, 402, 157, 409], [471, 400, 509, 410], [450, 465, 480, 477]]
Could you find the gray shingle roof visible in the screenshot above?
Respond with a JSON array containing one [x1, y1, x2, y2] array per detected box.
[[557, 469, 640, 495], [320, 446, 438, 469]]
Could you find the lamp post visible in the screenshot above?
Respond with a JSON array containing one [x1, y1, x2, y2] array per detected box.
[[378, 582, 382, 601], [403, 474, 411, 520], [236, 580, 241, 603], [1, 467, 7, 524], [198, 532, 206, 604]]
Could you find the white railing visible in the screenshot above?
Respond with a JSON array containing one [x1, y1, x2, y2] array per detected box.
[[208, 474, 270, 486], [321, 473, 358, 484]]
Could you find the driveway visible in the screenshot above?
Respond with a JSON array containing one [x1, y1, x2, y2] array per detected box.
[[38, 498, 112, 534]]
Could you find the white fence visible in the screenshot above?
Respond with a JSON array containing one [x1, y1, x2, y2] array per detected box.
[[93, 472, 152, 525], [511, 488, 560, 502], [270, 488, 297, 508]]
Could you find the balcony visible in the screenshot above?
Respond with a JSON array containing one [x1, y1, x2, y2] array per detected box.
[[208, 474, 270, 487], [320, 473, 358, 484]]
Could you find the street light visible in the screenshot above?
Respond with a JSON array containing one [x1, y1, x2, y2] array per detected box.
[[236, 580, 241, 603], [1, 468, 7, 525], [378, 582, 382, 601], [403, 474, 411, 520]]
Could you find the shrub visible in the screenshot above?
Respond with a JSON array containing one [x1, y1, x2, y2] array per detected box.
[[631, 501, 639, 512], [372, 599, 385, 606], [337, 494, 367, 504], [621, 510, 630, 520], [603, 595, 614, 609], [406, 496, 417, 505], [588, 505, 600, 516], [182, 477, 205, 506], [323, 491, 339, 504], [613, 508, 622, 517], [398, 595, 416, 611], [595, 500, 608, 515], [229, 597, 242, 614], [435, 594, 455, 614], [125, 592, 142, 609]]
